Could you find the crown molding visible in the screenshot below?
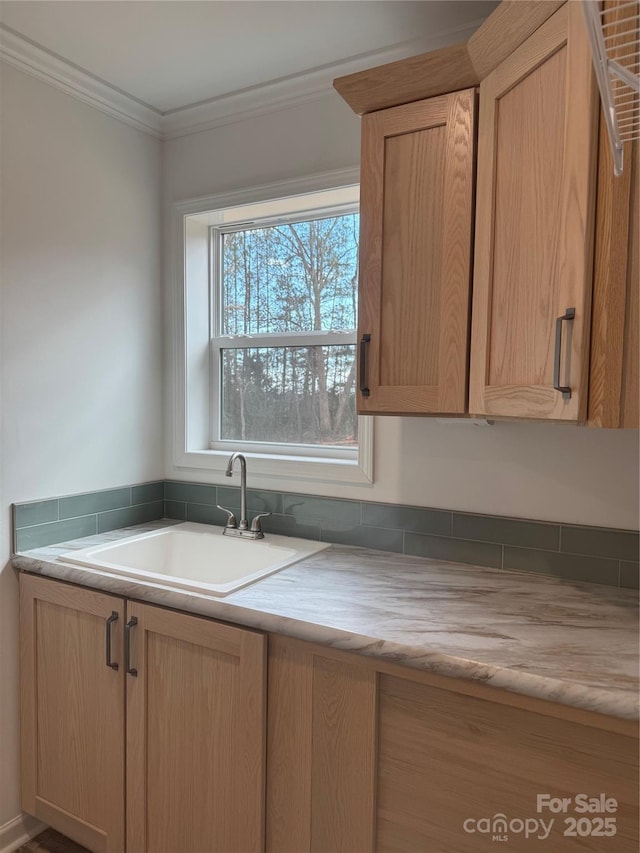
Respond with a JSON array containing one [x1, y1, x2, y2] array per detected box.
[[161, 19, 486, 139], [0, 25, 163, 137], [1, 16, 487, 141]]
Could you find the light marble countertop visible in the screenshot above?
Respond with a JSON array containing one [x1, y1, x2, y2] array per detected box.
[[12, 520, 639, 720]]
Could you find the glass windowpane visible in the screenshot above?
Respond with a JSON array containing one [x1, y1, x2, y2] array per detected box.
[[221, 345, 357, 447], [221, 214, 359, 335]]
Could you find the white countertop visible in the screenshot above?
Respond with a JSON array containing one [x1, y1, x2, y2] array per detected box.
[[12, 520, 639, 720]]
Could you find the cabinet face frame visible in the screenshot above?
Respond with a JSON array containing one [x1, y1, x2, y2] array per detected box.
[[266, 634, 377, 853], [469, 2, 599, 421], [20, 573, 126, 853], [588, 135, 639, 428], [125, 601, 266, 853], [358, 87, 476, 415]]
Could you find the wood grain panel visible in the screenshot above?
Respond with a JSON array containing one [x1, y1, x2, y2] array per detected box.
[[488, 46, 566, 387], [359, 89, 475, 414], [266, 635, 377, 853], [469, 2, 598, 420], [380, 125, 444, 387], [126, 602, 266, 853], [621, 142, 639, 427], [20, 573, 125, 853], [377, 675, 639, 853], [310, 656, 377, 853], [264, 633, 636, 738], [468, 0, 565, 79], [266, 636, 313, 853], [587, 2, 639, 428], [588, 135, 633, 426], [333, 42, 478, 115]]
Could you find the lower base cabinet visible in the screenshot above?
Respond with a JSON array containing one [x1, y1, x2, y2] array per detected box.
[[20, 574, 266, 853], [20, 574, 639, 852], [266, 635, 639, 853], [375, 675, 638, 852], [20, 575, 126, 852]]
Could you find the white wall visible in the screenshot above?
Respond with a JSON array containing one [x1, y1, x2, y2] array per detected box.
[[0, 63, 163, 826], [164, 92, 639, 532]]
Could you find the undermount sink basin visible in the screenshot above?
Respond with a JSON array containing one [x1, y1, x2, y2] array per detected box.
[[59, 522, 329, 596]]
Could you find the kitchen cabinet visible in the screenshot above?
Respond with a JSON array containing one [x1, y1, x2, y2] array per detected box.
[[266, 635, 639, 853], [20, 573, 125, 853], [469, 2, 598, 420], [126, 601, 266, 853], [20, 574, 639, 852], [266, 635, 376, 852], [357, 88, 476, 415], [338, 0, 640, 428], [588, 135, 639, 428], [20, 574, 266, 853], [376, 674, 638, 852]]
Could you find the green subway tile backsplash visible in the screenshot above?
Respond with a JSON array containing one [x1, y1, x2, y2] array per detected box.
[[131, 481, 164, 505], [97, 502, 164, 534], [452, 514, 559, 550], [14, 499, 59, 529], [503, 547, 619, 586], [404, 532, 503, 569], [164, 500, 186, 521], [186, 502, 228, 526], [283, 494, 361, 527], [560, 525, 639, 562], [262, 513, 321, 541], [12, 481, 639, 588], [16, 515, 97, 552], [217, 487, 283, 514], [14, 481, 164, 552], [619, 562, 640, 590], [322, 524, 404, 553], [362, 503, 451, 536], [165, 481, 217, 505], [59, 487, 131, 519]]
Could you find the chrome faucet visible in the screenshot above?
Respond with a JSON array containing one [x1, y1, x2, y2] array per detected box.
[[216, 452, 271, 539]]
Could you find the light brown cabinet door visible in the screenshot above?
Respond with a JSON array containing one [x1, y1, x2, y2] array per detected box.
[[20, 573, 125, 853], [126, 601, 266, 853], [377, 675, 639, 853], [469, 2, 598, 420], [358, 88, 476, 415], [589, 135, 639, 428], [266, 636, 377, 853]]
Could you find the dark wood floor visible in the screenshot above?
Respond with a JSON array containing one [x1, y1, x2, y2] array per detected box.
[[18, 829, 89, 853]]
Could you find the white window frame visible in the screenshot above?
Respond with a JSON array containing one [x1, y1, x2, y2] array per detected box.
[[170, 168, 373, 486]]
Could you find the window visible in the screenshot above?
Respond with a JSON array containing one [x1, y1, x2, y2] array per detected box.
[[173, 173, 373, 485], [213, 206, 359, 457]]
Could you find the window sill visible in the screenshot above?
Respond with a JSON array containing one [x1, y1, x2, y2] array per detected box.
[[174, 447, 373, 486]]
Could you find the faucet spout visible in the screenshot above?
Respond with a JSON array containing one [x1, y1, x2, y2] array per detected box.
[[225, 452, 248, 529], [217, 452, 270, 538]]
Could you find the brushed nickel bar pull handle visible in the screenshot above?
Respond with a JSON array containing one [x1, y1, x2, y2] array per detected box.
[[125, 617, 138, 677], [359, 333, 371, 397], [105, 611, 119, 670], [553, 307, 575, 400]]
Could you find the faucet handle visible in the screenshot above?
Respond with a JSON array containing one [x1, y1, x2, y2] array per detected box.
[[250, 512, 271, 534], [216, 505, 237, 529]]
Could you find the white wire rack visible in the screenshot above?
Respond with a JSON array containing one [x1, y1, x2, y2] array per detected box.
[[583, 0, 640, 175]]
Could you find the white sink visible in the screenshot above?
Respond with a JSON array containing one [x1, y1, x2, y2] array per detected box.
[[59, 522, 329, 596]]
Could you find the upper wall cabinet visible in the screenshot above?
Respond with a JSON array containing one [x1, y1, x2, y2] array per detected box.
[[357, 88, 476, 415], [469, 3, 598, 420], [588, 134, 639, 429], [336, 0, 636, 428]]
